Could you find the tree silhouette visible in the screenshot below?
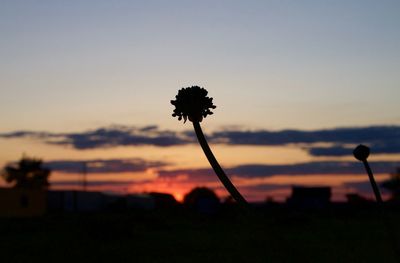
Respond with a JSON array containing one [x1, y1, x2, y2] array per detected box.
[[171, 86, 248, 207], [184, 187, 220, 213], [184, 187, 220, 206], [382, 167, 400, 200], [1, 157, 51, 189]]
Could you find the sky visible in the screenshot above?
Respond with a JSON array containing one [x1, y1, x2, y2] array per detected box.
[[1, 1, 399, 202]]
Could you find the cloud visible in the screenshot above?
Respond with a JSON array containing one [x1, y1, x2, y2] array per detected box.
[[158, 161, 399, 179], [57, 125, 194, 149], [308, 141, 400, 156], [1, 125, 399, 156], [210, 125, 400, 156], [0, 125, 194, 149], [51, 180, 136, 187], [158, 168, 217, 182], [211, 126, 400, 145], [307, 146, 354, 157], [45, 158, 167, 174], [343, 181, 392, 198], [0, 131, 55, 139]]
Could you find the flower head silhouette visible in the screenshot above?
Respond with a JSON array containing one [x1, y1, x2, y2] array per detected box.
[[171, 86, 216, 123]]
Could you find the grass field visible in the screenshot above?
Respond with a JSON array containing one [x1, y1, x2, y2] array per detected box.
[[1, 207, 400, 263]]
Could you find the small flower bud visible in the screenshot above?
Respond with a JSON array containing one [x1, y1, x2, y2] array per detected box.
[[353, 144, 370, 161]]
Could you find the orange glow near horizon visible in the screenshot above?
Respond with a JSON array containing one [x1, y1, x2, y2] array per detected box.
[[1, 138, 399, 203], [42, 172, 393, 203]]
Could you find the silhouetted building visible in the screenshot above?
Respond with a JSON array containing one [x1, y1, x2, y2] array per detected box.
[[0, 188, 180, 216], [47, 190, 107, 212], [0, 188, 46, 217], [346, 193, 372, 205], [148, 192, 178, 209], [287, 186, 331, 209], [126, 194, 155, 210]]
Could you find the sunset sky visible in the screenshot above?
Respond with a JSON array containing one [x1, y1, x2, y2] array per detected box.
[[1, 1, 399, 202]]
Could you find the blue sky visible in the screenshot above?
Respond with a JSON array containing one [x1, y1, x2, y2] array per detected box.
[[1, 0, 399, 131]]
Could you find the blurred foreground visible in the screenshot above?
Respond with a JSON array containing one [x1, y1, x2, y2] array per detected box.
[[1, 207, 399, 263]]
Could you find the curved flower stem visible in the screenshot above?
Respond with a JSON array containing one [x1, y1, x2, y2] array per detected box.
[[362, 160, 400, 261], [362, 160, 383, 203], [193, 121, 248, 207]]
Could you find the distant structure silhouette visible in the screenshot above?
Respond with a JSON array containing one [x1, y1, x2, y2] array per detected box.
[[1, 156, 50, 189], [148, 192, 178, 209], [353, 145, 382, 203], [286, 186, 331, 209], [171, 86, 248, 207], [382, 167, 400, 201], [346, 193, 371, 205]]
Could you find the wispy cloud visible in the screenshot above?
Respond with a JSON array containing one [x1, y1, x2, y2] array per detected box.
[[211, 126, 399, 144], [1, 125, 399, 156], [210, 126, 400, 156], [51, 180, 136, 187], [308, 141, 400, 156], [44, 158, 399, 180], [159, 161, 399, 179], [0, 125, 193, 149], [45, 158, 167, 174]]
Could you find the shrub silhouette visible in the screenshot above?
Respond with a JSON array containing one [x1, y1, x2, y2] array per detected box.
[[1, 157, 50, 189], [183, 187, 220, 213], [184, 187, 219, 205]]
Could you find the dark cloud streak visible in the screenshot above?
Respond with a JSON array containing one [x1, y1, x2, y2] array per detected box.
[[159, 161, 399, 179], [309, 141, 400, 156], [211, 126, 400, 156], [211, 126, 400, 145], [1, 125, 399, 156], [45, 158, 167, 174], [51, 180, 136, 187], [0, 125, 194, 149]]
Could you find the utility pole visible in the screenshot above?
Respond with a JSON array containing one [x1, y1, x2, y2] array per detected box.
[[82, 162, 87, 192]]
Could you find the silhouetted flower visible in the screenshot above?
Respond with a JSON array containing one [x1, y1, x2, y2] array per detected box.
[[353, 144, 383, 204], [170, 86, 248, 207], [353, 144, 370, 161], [171, 86, 216, 123]]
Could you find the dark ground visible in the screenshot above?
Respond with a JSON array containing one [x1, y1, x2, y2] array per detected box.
[[1, 206, 400, 263]]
